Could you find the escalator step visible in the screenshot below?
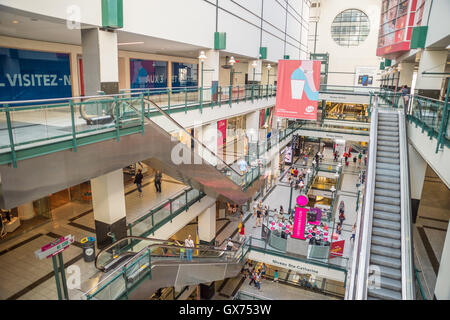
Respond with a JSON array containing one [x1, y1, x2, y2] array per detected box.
[[371, 244, 401, 259], [378, 135, 399, 142], [373, 218, 401, 231], [380, 277, 402, 291], [378, 140, 399, 147], [371, 235, 401, 248], [370, 254, 401, 269], [378, 126, 399, 132], [372, 227, 401, 240], [377, 145, 400, 153], [368, 287, 402, 300], [378, 130, 399, 137], [376, 175, 400, 184], [377, 157, 400, 165], [377, 151, 400, 159], [372, 264, 402, 280], [375, 181, 400, 191], [376, 168, 400, 177], [374, 210, 401, 221], [375, 188, 401, 198], [374, 203, 401, 214], [376, 162, 400, 171], [375, 195, 401, 206]]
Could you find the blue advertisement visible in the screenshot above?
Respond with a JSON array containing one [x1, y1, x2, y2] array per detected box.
[[171, 62, 198, 89], [0, 47, 72, 102], [130, 58, 167, 89]]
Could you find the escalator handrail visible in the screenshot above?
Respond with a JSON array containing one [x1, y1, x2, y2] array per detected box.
[[398, 109, 415, 299], [348, 96, 379, 300], [127, 97, 244, 179]]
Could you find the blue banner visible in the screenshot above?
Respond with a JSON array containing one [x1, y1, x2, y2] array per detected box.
[[0, 47, 72, 102], [172, 62, 198, 93], [130, 58, 167, 90]]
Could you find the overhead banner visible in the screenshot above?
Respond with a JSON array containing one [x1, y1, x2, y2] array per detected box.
[[217, 119, 227, 148], [275, 60, 321, 120]]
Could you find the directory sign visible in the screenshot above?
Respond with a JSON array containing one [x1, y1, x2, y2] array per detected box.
[[130, 58, 167, 89], [0, 47, 72, 102], [35, 234, 74, 260], [275, 60, 321, 120]]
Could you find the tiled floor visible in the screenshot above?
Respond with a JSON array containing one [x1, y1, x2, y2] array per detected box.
[[0, 173, 187, 300]]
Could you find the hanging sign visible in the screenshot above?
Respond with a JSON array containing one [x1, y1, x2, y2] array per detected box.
[[292, 195, 308, 240]]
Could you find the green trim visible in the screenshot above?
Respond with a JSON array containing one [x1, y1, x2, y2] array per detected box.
[[214, 32, 226, 50], [410, 26, 428, 49], [102, 0, 123, 29], [259, 47, 267, 60]]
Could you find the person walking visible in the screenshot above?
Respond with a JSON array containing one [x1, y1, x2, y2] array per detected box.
[[176, 240, 185, 260], [239, 224, 246, 243], [226, 238, 235, 251], [254, 207, 262, 228], [249, 269, 256, 286], [255, 270, 262, 290], [353, 156, 357, 166], [185, 234, 194, 261], [261, 263, 267, 279], [350, 224, 356, 242], [134, 169, 144, 197], [339, 209, 346, 225], [358, 152, 362, 165], [273, 269, 279, 282], [154, 170, 162, 193]]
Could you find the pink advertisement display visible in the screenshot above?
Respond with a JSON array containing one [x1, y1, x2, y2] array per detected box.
[[292, 195, 308, 240], [217, 119, 227, 147], [275, 60, 321, 120]]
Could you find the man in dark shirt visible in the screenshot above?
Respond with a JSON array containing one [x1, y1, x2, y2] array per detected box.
[[155, 170, 162, 193], [134, 169, 144, 197]]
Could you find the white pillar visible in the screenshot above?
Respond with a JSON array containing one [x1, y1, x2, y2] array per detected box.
[[198, 122, 218, 166], [408, 144, 427, 222], [416, 50, 447, 97], [198, 203, 216, 243], [81, 28, 119, 95], [398, 62, 414, 88], [91, 169, 127, 249], [17, 202, 35, 220], [200, 50, 220, 102], [246, 111, 260, 143], [247, 60, 262, 82], [435, 221, 450, 299]]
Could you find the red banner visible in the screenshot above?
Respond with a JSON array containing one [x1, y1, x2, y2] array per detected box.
[[275, 60, 321, 120], [329, 240, 345, 259], [217, 119, 227, 147]]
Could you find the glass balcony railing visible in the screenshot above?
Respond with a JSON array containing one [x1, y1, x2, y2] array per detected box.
[[0, 84, 277, 167]]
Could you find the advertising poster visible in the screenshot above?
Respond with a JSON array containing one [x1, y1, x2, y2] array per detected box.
[[130, 58, 167, 89], [217, 119, 227, 148], [284, 145, 293, 164], [329, 240, 345, 259], [292, 195, 308, 240], [171, 62, 198, 89], [0, 47, 72, 102], [354, 66, 378, 88], [275, 60, 321, 120]]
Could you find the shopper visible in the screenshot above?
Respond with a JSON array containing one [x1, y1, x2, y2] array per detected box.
[[154, 170, 162, 193], [185, 234, 194, 261], [364, 156, 367, 166], [253, 200, 258, 217], [339, 210, 346, 225], [176, 240, 185, 260], [294, 167, 299, 178], [239, 224, 246, 242], [358, 152, 363, 165], [249, 269, 256, 286], [261, 263, 267, 279], [226, 237, 235, 251], [255, 207, 262, 228], [255, 271, 262, 290], [273, 269, 279, 282], [350, 224, 356, 242], [134, 169, 144, 197], [353, 156, 357, 165], [337, 222, 343, 235]]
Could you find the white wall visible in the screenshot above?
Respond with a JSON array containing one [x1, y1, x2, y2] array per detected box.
[[308, 0, 382, 86]]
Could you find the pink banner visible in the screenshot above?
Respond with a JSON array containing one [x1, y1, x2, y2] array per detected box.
[[217, 119, 227, 147], [292, 195, 309, 240], [329, 240, 345, 259], [275, 60, 321, 120]]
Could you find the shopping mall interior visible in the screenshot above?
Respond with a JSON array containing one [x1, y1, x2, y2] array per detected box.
[[0, 0, 449, 303]]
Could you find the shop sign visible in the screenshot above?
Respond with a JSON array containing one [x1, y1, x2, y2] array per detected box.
[[35, 234, 74, 260], [0, 47, 72, 102], [329, 240, 345, 259], [130, 58, 167, 89], [275, 60, 321, 120]]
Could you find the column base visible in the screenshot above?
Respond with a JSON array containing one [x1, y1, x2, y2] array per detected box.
[[199, 282, 215, 300], [94, 217, 127, 250]]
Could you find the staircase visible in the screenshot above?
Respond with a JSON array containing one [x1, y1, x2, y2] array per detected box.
[[368, 111, 402, 300]]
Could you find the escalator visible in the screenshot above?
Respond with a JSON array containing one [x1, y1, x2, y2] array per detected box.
[[347, 96, 415, 300], [83, 236, 247, 300], [123, 96, 266, 205]]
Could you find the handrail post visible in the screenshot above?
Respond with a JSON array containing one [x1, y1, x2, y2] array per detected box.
[[219, 86, 222, 107], [229, 85, 232, 108], [114, 96, 120, 142], [435, 81, 450, 152], [167, 88, 171, 114], [140, 93, 145, 134], [69, 100, 78, 152], [199, 86, 203, 113], [185, 190, 188, 212], [251, 83, 254, 103], [128, 223, 133, 237], [169, 199, 173, 222], [184, 87, 188, 114], [4, 105, 17, 168]]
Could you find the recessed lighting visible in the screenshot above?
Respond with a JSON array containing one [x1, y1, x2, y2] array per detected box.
[[12, 20, 19, 24]]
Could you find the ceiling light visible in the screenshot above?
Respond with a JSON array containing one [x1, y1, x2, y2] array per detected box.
[[228, 56, 236, 65], [251, 60, 258, 68], [198, 51, 207, 61], [117, 42, 144, 46], [12, 20, 19, 24]]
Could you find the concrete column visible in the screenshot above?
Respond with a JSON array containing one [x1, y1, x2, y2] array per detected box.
[[199, 122, 218, 166], [245, 111, 260, 143], [200, 50, 220, 102], [398, 62, 414, 88], [81, 28, 119, 95], [17, 202, 35, 220], [247, 60, 262, 82], [91, 169, 127, 249], [415, 50, 447, 98], [198, 203, 216, 243], [434, 221, 450, 299], [408, 144, 428, 223]]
